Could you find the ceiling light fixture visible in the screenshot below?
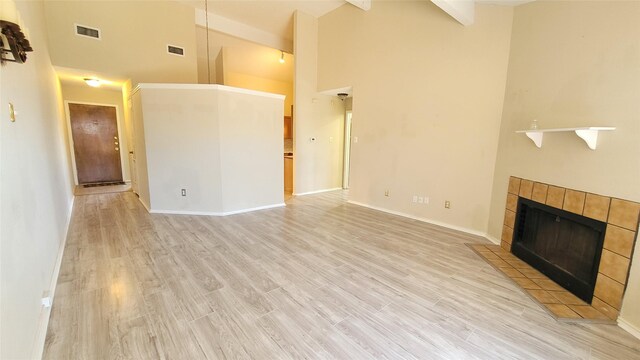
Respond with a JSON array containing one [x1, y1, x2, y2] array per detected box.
[[279, 50, 285, 64], [84, 78, 101, 87], [337, 93, 348, 101]]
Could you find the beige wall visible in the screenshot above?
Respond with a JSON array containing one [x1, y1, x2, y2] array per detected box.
[[0, 1, 74, 358], [197, 29, 294, 116], [134, 85, 283, 214], [317, 2, 513, 232], [293, 11, 346, 195], [60, 83, 131, 182], [45, 1, 198, 85], [225, 72, 293, 116], [487, 1, 640, 332]]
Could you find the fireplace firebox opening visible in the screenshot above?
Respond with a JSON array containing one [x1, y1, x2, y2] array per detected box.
[[512, 197, 607, 303]]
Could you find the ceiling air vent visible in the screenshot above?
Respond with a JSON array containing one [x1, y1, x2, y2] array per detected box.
[[75, 24, 100, 39], [167, 45, 185, 57]]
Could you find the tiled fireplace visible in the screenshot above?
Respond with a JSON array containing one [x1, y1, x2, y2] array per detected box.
[[501, 177, 640, 320]]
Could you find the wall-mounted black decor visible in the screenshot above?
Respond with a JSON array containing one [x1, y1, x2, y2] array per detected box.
[[0, 20, 33, 64]]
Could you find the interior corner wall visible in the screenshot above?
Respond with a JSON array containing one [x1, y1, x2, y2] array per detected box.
[[60, 83, 131, 182], [317, 2, 514, 232], [486, 0, 640, 332], [135, 86, 283, 214], [294, 11, 345, 195], [0, 1, 74, 359], [44, 1, 198, 85]]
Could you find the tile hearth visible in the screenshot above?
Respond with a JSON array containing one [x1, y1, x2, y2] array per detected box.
[[501, 176, 640, 321], [469, 244, 614, 323]]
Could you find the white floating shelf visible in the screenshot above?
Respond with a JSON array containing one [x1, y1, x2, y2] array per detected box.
[[515, 127, 616, 150]]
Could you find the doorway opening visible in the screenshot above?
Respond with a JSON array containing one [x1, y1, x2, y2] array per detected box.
[[343, 110, 352, 189], [284, 106, 293, 200], [66, 102, 125, 186]]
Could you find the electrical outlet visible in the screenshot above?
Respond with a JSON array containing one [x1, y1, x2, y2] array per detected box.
[[445, 200, 451, 209], [412, 195, 418, 203], [384, 189, 390, 197], [41, 296, 52, 308], [181, 189, 187, 196]]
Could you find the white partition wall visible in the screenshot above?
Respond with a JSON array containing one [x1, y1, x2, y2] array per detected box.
[[132, 84, 285, 215]]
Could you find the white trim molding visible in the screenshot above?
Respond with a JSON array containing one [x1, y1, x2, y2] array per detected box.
[[618, 317, 640, 340], [293, 187, 342, 196], [347, 200, 488, 238], [149, 203, 285, 216]]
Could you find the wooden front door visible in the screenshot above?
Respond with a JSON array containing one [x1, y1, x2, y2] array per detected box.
[[68, 103, 123, 184]]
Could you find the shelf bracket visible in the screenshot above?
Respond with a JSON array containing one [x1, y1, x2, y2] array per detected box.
[[524, 131, 543, 148], [517, 127, 614, 150], [574, 129, 599, 150]]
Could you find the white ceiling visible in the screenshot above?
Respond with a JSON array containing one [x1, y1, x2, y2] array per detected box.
[[55, 66, 127, 90], [184, 0, 535, 49], [182, 0, 345, 42]]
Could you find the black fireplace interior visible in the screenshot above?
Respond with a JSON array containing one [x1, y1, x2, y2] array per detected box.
[[512, 198, 606, 303]]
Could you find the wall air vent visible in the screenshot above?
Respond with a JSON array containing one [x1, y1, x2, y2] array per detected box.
[[75, 24, 101, 39], [167, 45, 185, 57]]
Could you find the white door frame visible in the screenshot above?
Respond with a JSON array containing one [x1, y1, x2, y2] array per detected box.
[[64, 100, 126, 186], [343, 110, 353, 189]]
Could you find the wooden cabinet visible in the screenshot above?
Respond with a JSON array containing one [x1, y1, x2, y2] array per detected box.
[[284, 157, 293, 192], [284, 116, 293, 139]]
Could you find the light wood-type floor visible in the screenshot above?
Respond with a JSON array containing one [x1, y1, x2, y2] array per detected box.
[[74, 183, 131, 196], [44, 191, 640, 359]]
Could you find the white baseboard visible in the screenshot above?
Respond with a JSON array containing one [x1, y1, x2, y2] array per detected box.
[[293, 187, 342, 196], [138, 197, 151, 212], [149, 203, 285, 216], [618, 317, 640, 340], [220, 203, 285, 216], [347, 200, 488, 239], [485, 234, 501, 245], [31, 195, 75, 360]]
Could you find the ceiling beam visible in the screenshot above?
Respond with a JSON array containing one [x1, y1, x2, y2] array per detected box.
[[345, 0, 371, 11], [195, 9, 293, 53], [431, 0, 475, 26]]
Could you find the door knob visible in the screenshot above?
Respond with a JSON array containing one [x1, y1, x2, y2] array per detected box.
[[115, 147, 119, 151], [114, 136, 118, 140]]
